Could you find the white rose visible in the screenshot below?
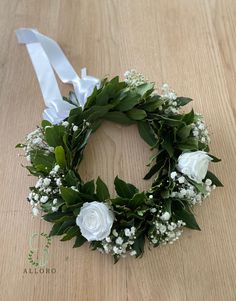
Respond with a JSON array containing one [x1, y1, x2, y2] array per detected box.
[[76, 201, 114, 241], [177, 151, 212, 183]]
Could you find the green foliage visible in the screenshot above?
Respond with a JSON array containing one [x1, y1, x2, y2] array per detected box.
[[104, 111, 134, 125], [205, 171, 223, 187], [135, 82, 154, 97], [41, 120, 52, 128], [19, 75, 223, 263], [43, 212, 74, 223], [55, 146, 66, 168], [115, 92, 140, 111], [175, 97, 192, 106], [96, 177, 110, 201], [141, 95, 164, 112], [45, 125, 65, 147], [61, 226, 80, 241], [30, 149, 55, 172], [127, 108, 147, 120], [175, 208, 201, 230], [60, 186, 83, 206], [114, 176, 138, 198], [82, 180, 95, 195], [137, 121, 156, 147], [73, 235, 87, 248], [132, 234, 145, 257]]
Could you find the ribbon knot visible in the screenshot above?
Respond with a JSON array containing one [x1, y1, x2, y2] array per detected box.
[[16, 28, 100, 124]]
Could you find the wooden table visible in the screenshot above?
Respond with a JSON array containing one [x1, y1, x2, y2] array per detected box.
[[0, 1, 235, 300]]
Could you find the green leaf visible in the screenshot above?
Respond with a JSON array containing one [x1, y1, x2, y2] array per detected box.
[[115, 93, 140, 111], [64, 170, 80, 186], [41, 120, 52, 128], [127, 108, 147, 120], [60, 186, 83, 206], [142, 97, 164, 112], [84, 86, 98, 109], [25, 165, 42, 176], [131, 192, 146, 208], [111, 196, 130, 206], [96, 87, 109, 106], [61, 226, 80, 241], [144, 158, 166, 179], [104, 111, 134, 125], [209, 154, 221, 162], [68, 107, 83, 125], [43, 212, 73, 223], [75, 129, 92, 152], [205, 171, 223, 187], [49, 223, 63, 236], [96, 177, 110, 201], [137, 121, 156, 147], [177, 138, 198, 151], [114, 176, 138, 198], [56, 220, 75, 235], [177, 125, 192, 140], [175, 208, 201, 230], [163, 198, 172, 214], [82, 180, 95, 195], [160, 190, 170, 199], [55, 146, 66, 168], [187, 178, 207, 194], [176, 97, 192, 107], [135, 82, 154, 97], [15, 143, 24, 148], [73, 235, 87, 247], [132, 234, 145, 257], [83, 105, 113, 122], [153, 114, 184, 127], [161, 136, 174, 157], [182, 109, 195, 125], [45, 125, 65, 147], [30, 150, 55, 171]]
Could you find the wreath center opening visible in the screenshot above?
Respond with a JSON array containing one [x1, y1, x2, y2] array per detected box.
[[79, 121, 153, 195]]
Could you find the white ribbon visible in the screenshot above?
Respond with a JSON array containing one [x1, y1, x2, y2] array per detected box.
[[15, 28, 100, 124]]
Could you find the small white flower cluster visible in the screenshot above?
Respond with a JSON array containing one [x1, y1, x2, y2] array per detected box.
[[149, 210, 185, 246], [24, 128, 54, 161], [170, 171, 216, 205], [28, 164, 62, 216], [98, 226, 137, 257], [191, 114, 210, 145], [62, 120, 90, 132], [124, 69, 147, 87], [62, 120, 78, 132], [160, 83, 180, 115]]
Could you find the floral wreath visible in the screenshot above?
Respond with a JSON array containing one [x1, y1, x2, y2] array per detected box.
[[16, 29, 223, 263]]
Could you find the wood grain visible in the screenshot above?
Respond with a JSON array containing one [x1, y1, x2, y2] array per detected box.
[[0, 0, 235, 300]]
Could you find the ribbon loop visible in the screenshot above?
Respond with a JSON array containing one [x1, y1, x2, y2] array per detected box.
[[16, 28, 100, 124]]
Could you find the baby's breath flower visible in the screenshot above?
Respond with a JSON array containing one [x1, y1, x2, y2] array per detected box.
[[62, 121, 69, 127], [32, 207, 40, 216], [116, 237, 124, 245], [130, 250, 137, 256], [160, 212, 171, 221], [40, 196, 48, 203], [178, 176, 185, 184], [73, 125, 78, 132], [124, 69, 146, 87], [170, 171, 177, 179]]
